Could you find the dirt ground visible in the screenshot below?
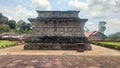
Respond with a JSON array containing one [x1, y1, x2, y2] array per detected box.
[[0, 55, 120, 68], [0, 44, 120, 56], [0, 44, 120, 68]]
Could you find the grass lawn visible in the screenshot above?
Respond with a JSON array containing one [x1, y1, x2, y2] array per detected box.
[[92, 42, 120, 50], [98, 42, 120, 46], [0, 40, 16, 48]]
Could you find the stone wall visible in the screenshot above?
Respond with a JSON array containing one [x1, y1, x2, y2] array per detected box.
[[32, 20, 85, 37]]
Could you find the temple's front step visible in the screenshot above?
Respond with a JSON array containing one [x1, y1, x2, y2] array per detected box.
[[24, 43, 92, 51], [24, 36, 89, 43], [24, 43, 77, 50], [24, 36, 91, 50]]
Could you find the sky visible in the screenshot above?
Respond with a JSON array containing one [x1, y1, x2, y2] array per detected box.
[[0, 0, 120, 35]]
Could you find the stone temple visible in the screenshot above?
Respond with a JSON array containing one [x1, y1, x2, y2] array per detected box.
[[24, 10, 91, 51]]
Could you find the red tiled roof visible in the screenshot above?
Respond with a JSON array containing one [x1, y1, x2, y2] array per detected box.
[[84, 31, 97, 37]]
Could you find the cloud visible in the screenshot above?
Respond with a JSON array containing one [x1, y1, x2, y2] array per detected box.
[[85, 18, 120, 35], [0, 5, 37, 22], [112, 0, 120, 12], [84, 21, 98, 31], [14, 6, 37, 22], [88, 0, 116, 11], [0, 0, 52, 22], [32, 0, 51, 10], [105, 18, 120, 35], [69, 0, 88, 10], [57, 0, 63, 4], [89, 11, 107, 19], [69, 0, 117, 18]]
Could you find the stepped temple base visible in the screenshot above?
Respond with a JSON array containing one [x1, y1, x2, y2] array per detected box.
[[24, 36, 91, 51]]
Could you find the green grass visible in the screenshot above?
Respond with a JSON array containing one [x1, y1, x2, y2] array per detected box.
[[91, 42, 120, 50], [0, 40, 16, 48], [98, 42, 120, 46]]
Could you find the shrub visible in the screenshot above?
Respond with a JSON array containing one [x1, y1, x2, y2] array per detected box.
[[91, 42, 120, 50], [0, 40, 16, 48], [115, 46, 120, 50], [5, 45, 8, 47]]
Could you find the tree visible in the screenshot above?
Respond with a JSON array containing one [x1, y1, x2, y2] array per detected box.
[[0, 24, 9, 33], [16, 20, 32, 33], [7, 20, 16, 29], [20, 22, 27, 30], [26, 23, 31, 31], [98, 21, 106, 33], [0, 13, 8, 24], [105, 32, 120, 41], [20, 22, 31, 31], [16, 20, 25, 30]]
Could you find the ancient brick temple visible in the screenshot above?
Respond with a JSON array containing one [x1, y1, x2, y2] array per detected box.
[[24, 10, 91, 51]]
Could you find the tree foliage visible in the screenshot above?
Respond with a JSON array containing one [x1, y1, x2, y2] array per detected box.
[[0, 24, 9, 33], [16, 20, 24, 30], [20, 22, 31, 31], [105, 32, 120, 42], [0, 13, 32, 34], [0, 13, 8, 24], [20, 22, 26, 30], [16, 20, 32, 34], [26, 23, 31, 31], [7, 20, 16, 29], [98, 21, 106, 33]]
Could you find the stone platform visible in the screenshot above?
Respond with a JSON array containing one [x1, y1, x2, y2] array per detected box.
[[24, 10, 90, 51], [24, 36, 91, 50]]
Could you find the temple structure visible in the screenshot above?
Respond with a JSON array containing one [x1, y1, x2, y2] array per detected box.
[[24, 10, 91, 51]]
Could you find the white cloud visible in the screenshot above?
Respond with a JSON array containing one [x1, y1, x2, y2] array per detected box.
[[68, 0, 120, 35], [105, 18, 120, 35], [69, 0, 88, 10], [14, 6, 37, 22], [112, 0, 120, 12], [89, 12, 102, 18], [85, 21, 98, 31], [0, 5, 37, 22], [69, 0, 117, 18], [32, 0, 51, 10], [57, 0, 63, 4], [0, 0, 52, 22], [107, 18, 120, 28], [85, 18, 120, 35], [89, 11, 107, 19], [88, 0, 116, 11]]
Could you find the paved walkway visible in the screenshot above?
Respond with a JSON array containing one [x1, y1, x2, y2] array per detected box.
[[0, 55, 120, 68], [0, 44, 120, 68], [0, 44, 120, 56]]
